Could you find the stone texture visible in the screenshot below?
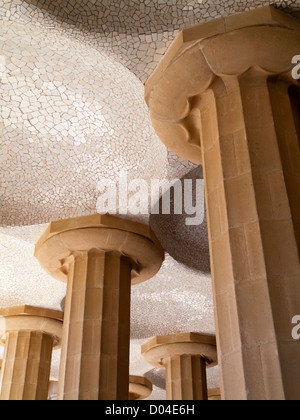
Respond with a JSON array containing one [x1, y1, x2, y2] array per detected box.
[[0, 306, 63, 400], [59, 250, 132, 400], [165, 355, 208, 400], [0, 331, 53, 400]]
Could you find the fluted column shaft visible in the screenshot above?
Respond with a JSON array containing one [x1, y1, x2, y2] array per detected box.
[[165, 355, 207, 401], [0, 306, 63, 401], [200, 73, 300, 400], [59, 250, 131, 400], [0, 330, 54, 400]]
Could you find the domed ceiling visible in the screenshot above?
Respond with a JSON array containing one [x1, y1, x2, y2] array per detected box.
[[0, 20, 168, 226], [1, 0, 299, 400]]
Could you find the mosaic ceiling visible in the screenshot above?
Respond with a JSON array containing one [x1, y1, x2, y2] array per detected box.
[[1, 0, 299, 83], [0, 19, 169, 226], [1, 0, 300, 400]]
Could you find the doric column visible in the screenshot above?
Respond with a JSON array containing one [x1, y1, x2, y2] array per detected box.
[[35, 214, 164, 400], [144, 6, 300, 400], [129, 376, 152, 400], [0, 306, 63, 400], [142, 333, 217, 400]]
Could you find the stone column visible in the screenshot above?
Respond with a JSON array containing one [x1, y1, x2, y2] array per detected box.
[[0, 306, 63, 400], [142, 333, 217, 400], [35, 214, 164, 400], [129, 376, 152, 400], [144, 6, 300, 400]]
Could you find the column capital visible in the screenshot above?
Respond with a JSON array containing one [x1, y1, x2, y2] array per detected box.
[[141, 332, 217, 369], [35, 214, 164, 285], [145, 5, 300, 164], [0, 305, 63, 348], [129, 376, 152, 400]]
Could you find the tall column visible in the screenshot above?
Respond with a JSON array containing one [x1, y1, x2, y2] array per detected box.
[[144, 6, 300, 400], [35, 214, 164, 400], [0, 306, 63, 400], [142, 333, 217, 400], [203, 71, 300, 400]]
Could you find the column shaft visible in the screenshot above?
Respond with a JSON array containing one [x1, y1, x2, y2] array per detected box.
[[59, 250, 131, 400], [165, 355, 208, 400], [0, 330, 54, 400], [201, 73, 300, 400], [268, 78, 300, 256]]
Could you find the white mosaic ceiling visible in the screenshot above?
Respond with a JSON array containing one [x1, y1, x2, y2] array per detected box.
[[1, 0, 300, 83], [1, 0, 300, 400], [0, 20, 170, 226]]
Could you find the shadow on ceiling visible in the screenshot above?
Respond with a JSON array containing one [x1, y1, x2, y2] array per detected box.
[[149, 166, 211, 274], [144, 369, 166, 391]]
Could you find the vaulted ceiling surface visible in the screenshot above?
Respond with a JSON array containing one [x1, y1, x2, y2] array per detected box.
[[3, 0, 300, 82], [18, 0, 300, 35], [0, 19, 168, 226]]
